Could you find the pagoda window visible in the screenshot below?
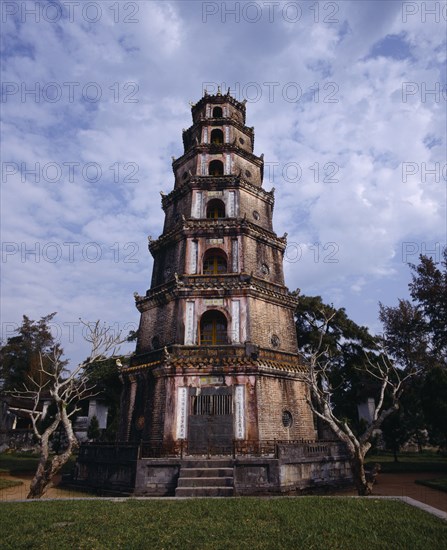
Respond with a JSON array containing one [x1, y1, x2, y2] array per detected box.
[[203, 248, 227, 275], [209, 160, 224, 176], [210, 129, 224, 145], [206, 198, 225, 219], [200, 310, 228, 345], [213, 106, 223, 118]]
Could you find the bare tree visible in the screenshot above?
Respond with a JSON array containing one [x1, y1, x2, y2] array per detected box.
[[302, 309, 415, 495], [9, 320, 124, 499]]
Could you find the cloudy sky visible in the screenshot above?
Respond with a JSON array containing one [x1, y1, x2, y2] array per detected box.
[[1, 0, 446, 366]]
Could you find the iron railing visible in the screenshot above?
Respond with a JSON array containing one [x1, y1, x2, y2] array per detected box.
[[138, 439, 347, 460]]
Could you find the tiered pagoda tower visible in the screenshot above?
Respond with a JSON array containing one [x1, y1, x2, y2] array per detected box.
[[119, 89, 317, 454]]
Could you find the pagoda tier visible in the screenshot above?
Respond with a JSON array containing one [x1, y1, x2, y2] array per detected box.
[[119, 91, 316, 451]]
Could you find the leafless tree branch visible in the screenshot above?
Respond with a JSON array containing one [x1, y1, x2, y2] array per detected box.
[[7, 319, 124, 498], [301, 306, 415, 495]]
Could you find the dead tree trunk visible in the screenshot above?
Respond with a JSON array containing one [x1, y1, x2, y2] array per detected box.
[[349, 451, 373, 496], [27, 403, 79, 499], [10, 319, 125, 499]]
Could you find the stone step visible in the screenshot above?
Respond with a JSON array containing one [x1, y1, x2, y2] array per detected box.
[[179, 467, 233, 478], [177, 476, 233, 488], [175, 486, 234, 497]]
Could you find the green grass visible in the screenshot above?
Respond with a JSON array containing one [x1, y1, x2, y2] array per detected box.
[[0, 498, 445, 550], [0, 479, 23, 490], [0, 452, 76, 475], [366, 451, 447, 473], [0, 453, 39, 474], [415, 477, 447, 493]]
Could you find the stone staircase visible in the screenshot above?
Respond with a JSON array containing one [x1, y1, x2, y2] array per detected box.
[[175, 459, 234, 497]]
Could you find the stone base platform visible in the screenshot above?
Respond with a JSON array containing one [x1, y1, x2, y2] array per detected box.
[[69, 441, 353, 496]]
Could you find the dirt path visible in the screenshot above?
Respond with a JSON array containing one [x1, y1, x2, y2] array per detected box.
[[0, 474, 94, 501], [371, 472, 447, 512], [1, 472, 446, 512]]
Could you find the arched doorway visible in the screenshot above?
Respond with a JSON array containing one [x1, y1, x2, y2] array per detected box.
[[206, 198, 225, 219], [200, 310, 228, 345], [210, 128, 224, 145], [212, 106, 223, 118], [203, 248, 227, 275], [208, 160, 224, 176]]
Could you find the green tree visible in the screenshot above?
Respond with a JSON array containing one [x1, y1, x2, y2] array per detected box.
[[84, 357, 123, 441], [379, 300, 429, 371], [421, 367, 447, 447], [0, 313, 64, 391], [87, 415, 101, 441], [295, 294, 414, 495], [296, 295, 379, 431], [409, 249, 447, 360], [380, 250, 447, 448]]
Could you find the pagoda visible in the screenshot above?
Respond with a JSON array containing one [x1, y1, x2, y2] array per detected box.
[[119, 88, 317, 452], [75, 89, 351, 496]]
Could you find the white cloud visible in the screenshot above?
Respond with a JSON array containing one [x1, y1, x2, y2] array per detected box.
[[1, 1, 445, 365]]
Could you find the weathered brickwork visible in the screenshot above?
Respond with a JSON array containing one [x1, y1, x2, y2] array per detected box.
[[237, 189, 274, 232], [256, 376, 315, 440], [248, 297, 297, 352], [241, 235, 285, 284], [162, 190, 192, 232], [191, 97, 246, 126], [149, 374, 168, 442], [150, 239, 187, 287], [126, 90, 319, 453], [138, 299, 180, 352]]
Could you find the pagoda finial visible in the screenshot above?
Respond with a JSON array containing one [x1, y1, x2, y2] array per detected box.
[[217, 86, 222, 95]]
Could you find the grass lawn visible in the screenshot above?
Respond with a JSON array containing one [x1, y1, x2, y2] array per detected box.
[[0, 452, 76, 475], [0, 498, 446, 550], [0, 453, 39, 474], [0, 479, 23, 490], [415, 477, 447, 493], [366, 451, 447, 473]]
